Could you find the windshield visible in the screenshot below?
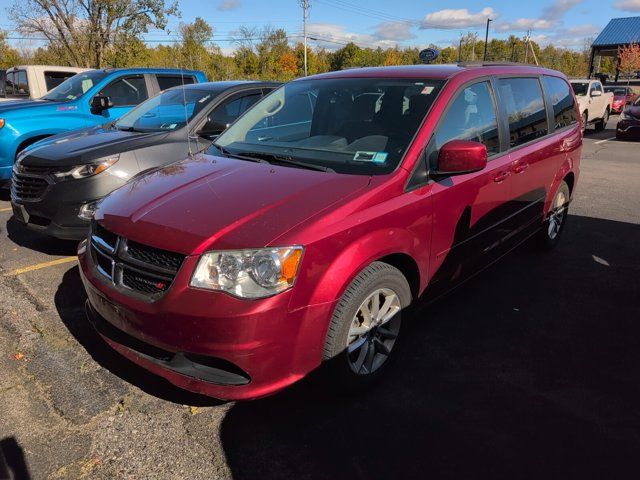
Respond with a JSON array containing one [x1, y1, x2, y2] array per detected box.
[[571, 83, 589, 96], [605, 87, 627, 95], [42, 70, 107, 102], [114, 88, 216, 132], [212, 77, 443, 175]]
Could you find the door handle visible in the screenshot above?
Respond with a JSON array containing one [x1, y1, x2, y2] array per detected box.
[[513, 163, 529, 174], [493, 171, 511, 183]]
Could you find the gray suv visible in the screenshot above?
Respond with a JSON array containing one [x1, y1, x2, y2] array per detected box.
[[11, 81, 279, 239]]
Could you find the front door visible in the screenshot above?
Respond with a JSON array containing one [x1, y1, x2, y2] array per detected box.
[[91, 75, 149, 123], [426, 80, 515, 296]]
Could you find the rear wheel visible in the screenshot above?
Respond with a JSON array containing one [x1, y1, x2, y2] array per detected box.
[[595, 109, 609, 131], [322, 262, 412, 392], [538, 181, 570, 250]]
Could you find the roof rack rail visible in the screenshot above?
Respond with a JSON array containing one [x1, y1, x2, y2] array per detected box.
[[457, 61, 535, 67]]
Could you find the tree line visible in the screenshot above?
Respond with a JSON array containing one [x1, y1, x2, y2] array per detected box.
[[1, 1, 597, 81]]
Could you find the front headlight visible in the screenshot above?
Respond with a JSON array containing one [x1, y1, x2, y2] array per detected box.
[[54, 155, 119, 180], [190, 247, 304, 299]]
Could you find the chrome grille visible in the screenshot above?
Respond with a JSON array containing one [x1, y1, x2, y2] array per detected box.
[[90, 223, 185, 298]]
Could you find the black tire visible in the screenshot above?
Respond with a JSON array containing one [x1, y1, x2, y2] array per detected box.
[[595, 109, 609, 131], [537, 181, 570, 250], [322, 261, 412, 393], [581, 112, 588, 134]]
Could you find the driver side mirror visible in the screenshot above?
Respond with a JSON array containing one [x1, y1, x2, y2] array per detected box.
[[91, 95, 113, 114], [434, 140, 487, 176], [590, 90, 602, 97]]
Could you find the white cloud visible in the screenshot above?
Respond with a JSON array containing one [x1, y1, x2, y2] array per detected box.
[[614, 0, 640, 11], [373, 21, 416, 41], [420, 8, 497, 29], [306, 23, 399, 50], [495, 18, 557, 32], [542, 0, 584, 17], [217, 0, 241, 11]]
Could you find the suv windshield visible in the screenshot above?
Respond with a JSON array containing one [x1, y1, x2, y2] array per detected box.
[[114, 88, 215, 132], [212, 77, 444, 175], [42, 70, 107, 102], [571, 82, 589, 96]]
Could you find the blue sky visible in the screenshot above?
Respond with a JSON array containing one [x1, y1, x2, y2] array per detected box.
[[2, 0, 640, 52]]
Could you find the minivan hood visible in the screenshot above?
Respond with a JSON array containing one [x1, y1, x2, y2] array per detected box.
[[22, 126, 169, 167], [97, 154, 370, 254]]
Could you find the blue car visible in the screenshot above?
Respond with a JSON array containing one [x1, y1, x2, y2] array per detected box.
[[0, 68, 207, 182]]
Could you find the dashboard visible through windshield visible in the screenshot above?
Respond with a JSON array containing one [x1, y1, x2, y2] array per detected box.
[[211, 77, 444, 175]]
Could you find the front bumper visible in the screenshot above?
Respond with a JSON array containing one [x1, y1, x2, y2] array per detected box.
[[78, 245, 336, 400], [616, 120, 640, 139], [11, 173, 125, 240]]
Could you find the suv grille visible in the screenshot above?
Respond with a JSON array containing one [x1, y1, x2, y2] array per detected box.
[[90, 223, 185, 298], [11, 173, 50, 202]]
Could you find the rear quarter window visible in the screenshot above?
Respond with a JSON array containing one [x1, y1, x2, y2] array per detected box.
[[44, 71, 78, 91], [497, 77, 548, 148], [542, 76, 578, 129], [157, 75, 196, 91]]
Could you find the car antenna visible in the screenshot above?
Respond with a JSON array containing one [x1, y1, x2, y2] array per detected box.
[[178, 64, 193, 157]]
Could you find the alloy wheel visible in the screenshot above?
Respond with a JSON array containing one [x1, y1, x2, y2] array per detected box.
[[346, 288, 401, 375], [548, 189, 567, 240]]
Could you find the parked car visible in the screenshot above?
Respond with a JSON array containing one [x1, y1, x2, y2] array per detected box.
[[11, 81, 279, 240], [604, 86, 638, 114], [79, 64, 581, 401], [0, 68, 207, 183], [0, 65, 90, 102], [0, 70, 5, 98], [570, 79, 612, 132], [616, 96, 640, 140]]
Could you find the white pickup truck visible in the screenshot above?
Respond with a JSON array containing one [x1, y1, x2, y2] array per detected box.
[[569, 79, 613, 132], [0, 65, 90, 102]]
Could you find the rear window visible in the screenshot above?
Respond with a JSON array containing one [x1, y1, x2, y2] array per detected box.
[[8, 70, 29, 97], [157, 75, 195, 91], [543, 76, 578, 129], [498, 77, 548, 148], [44, 71, 78, 91]]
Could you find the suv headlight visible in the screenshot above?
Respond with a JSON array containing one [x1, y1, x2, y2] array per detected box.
[[54, 155, 119, 180], [190, 247, 304, 299]]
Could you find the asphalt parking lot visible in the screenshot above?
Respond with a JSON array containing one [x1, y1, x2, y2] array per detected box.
[[1, 118, 639, 479]]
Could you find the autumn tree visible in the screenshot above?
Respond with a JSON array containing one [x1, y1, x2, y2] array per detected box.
[[618, 43, 640, 84], [0, 31, 20, 68], [9, 0, 179, 68]]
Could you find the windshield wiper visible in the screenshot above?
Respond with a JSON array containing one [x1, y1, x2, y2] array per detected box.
[[237, 151, 335, 173], [212, 144, 269, 164]]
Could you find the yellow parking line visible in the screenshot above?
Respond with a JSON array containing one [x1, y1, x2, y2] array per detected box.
[[6, 257, 77, 276], [0, 207, 12, 212]]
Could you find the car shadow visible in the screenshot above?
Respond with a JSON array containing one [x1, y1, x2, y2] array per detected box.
[[5, 218, 79, 256], [0, 437, 31, 480], [218, 214, 640, 479], [54, 266, 222, 407]]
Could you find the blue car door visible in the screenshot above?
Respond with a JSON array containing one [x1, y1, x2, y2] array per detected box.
[[90, 74, 150, 123]]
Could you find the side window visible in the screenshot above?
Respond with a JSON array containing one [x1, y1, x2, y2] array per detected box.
[[44, 71, 77, 91], [157, 75, 195, 91], [431, 81, 500, 159], [99, 76, 148, 106], [210, 93, 262, 126], [16, 71, 29, 96], [497, 77, 548, 148], [542, 76, 578, 129], [6, 72, 14, 95]]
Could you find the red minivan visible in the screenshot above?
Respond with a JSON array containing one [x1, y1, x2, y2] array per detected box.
[[78, 64, 581, 400]]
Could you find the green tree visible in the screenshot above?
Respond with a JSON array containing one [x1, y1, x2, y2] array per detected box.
[[0, 31, 20, 68]]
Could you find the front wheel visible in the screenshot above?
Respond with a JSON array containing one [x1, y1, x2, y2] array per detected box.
[[537, 181, 570, 250], [581, 112, 588, 135], [322, 262, 412, 392]]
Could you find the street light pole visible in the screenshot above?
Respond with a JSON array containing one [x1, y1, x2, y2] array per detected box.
[[483, 18, 492, 61], [299, 0, 310, 76]]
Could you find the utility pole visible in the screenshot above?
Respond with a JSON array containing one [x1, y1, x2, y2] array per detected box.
[[483, 18, 492, 61], [299, 0, 310, 76], [458, 35, 463, 63]]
